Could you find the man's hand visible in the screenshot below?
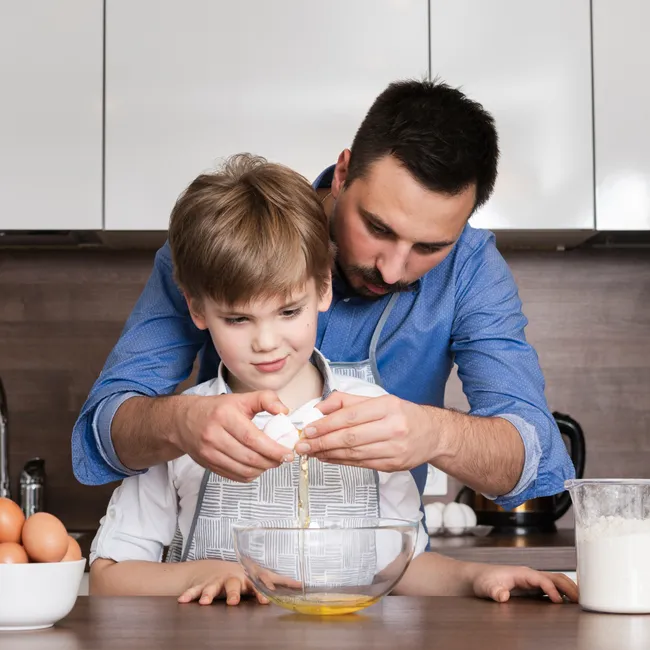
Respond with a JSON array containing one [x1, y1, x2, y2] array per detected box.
[[293, 391, 525, 496], [469, 564, 578, 604], [294, 392, 434, 472], [171, 391, 292, 482]]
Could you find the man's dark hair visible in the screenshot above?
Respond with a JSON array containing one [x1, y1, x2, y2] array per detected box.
[[347, 79, 499, 212]]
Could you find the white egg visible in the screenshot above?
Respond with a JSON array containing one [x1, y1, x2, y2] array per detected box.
[[458, 503, 477, 528], [431, 501, 445, 515], [443, 502, 468, 535], [424, 503, 443, 534], [263, 414, 299, 450]]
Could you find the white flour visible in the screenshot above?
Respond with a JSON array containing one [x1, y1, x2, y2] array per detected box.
[[577, 516, 650, 613]]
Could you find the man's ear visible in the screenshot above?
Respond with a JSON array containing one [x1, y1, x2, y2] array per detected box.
[[331, 149, 351, 200], [318, 273, 333, 313], [184, 293, 208, 330]]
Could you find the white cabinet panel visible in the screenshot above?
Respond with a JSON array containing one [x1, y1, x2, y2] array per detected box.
[[105, 1, 428, 231], [593, 0, 650, 231], [0, 2, 103, 231], [429, 1, 594, 230]]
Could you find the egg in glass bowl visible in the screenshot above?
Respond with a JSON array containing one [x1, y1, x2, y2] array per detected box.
[[0, 498, 86, 630], [233, 517, 419, 616]]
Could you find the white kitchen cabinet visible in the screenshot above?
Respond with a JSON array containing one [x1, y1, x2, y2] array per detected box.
[[429, 1, 594, 230], [593, 0, 650, 231], [0, 2, 103, 231], [105, 1, 429, 231]]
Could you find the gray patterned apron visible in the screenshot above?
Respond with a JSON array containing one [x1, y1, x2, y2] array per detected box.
[[326, 293, 399, 387], [166, 297, 400, 584]]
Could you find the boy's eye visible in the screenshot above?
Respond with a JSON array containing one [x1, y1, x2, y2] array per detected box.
[[282, 307, 304, 319], [224, 316, 248, 325]]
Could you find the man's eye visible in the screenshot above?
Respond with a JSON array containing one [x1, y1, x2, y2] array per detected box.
[[367, 221, 388, 236], [414, 244, 442, 255], [225, 317, 248, 325]]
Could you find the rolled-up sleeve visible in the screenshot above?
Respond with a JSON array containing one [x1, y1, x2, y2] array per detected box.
[[72, 242, 207, 485], [450, 236, 575, 510], [92, 393, 144, 478]]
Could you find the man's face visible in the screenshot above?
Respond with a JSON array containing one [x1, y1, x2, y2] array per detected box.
[[330, 153, 476, 298]]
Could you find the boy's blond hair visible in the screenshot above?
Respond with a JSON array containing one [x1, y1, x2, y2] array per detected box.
[[168, 154, 333, 306]]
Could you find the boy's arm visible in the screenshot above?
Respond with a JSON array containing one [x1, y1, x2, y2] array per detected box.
[[88, 463, 179, 594], [392, 552, 578, 603], [391, 552, 475, 597], [90, 557, 267, 606], [90, 558, 205, 596]]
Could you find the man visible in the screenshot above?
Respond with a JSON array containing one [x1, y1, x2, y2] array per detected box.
[[72, 80, 574, 509]]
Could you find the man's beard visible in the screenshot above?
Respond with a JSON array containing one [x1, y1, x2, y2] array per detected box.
[[336, 260, 411, 298]]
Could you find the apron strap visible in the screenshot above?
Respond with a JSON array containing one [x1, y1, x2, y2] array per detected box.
[[181, 467, 212, 562], [369, 293, 399, 387]]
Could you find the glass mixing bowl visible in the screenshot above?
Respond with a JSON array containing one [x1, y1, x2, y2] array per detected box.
[[232, 517, 419, 615]]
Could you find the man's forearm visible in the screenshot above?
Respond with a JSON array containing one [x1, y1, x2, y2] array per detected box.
[[112, 395, 189, 470], [426, 407, 525, 497]]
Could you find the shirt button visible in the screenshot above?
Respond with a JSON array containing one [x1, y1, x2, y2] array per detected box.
[[343, 298, 350, 303]]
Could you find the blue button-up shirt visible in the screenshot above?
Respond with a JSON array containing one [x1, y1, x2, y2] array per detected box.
[[72, 167, 575, 510]]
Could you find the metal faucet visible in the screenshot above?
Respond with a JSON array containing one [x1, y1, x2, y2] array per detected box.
[[0, 378, 9, 499]]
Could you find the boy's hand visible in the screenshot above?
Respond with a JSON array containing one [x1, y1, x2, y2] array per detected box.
[[471, 564, 579, 604], [178, 560, 269, 606], [173, 391, 291, 483]]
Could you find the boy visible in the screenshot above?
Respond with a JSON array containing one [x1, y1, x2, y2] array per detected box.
[[89, 154, 577, 606]]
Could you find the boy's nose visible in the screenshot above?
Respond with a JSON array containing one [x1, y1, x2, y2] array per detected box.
[[252, 325, 279, 352]]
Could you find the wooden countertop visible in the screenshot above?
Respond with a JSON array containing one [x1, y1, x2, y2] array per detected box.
[[429, 529, 577, 571], [1, 596, 646, 650]]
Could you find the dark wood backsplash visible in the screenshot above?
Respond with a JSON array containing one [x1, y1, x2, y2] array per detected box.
[[0, 245, 649, 531]]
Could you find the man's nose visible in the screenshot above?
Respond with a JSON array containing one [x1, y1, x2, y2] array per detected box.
[[252, 323, 279, 352], [376, 243, 410, 286]]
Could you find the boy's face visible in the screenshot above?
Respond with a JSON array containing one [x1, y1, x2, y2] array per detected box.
[[187, 278, 332, 393]]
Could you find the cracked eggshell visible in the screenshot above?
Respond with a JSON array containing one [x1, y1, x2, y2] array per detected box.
[[297, 406, 325, 428], [276, 431, 300, 450], [263, 414, 299, 450]]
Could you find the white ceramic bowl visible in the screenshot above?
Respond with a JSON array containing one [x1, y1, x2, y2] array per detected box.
[[0, 559, 86, 630]]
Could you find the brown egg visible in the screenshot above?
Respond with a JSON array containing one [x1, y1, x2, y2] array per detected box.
[[22, 512, 68, 563], [61, 535, 82, 562], [0, 542, 29, 563], [0, 497, 25, 544]]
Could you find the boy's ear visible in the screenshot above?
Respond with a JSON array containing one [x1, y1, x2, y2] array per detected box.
[[318, 273, 333, 313], [184, 293, 208, 330]]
